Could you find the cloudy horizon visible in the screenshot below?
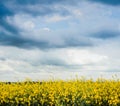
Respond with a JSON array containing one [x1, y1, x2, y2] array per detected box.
[[0, 0, 120, 81]]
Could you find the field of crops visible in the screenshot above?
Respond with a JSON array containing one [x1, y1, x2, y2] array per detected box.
[[0, 78, 120, 106]]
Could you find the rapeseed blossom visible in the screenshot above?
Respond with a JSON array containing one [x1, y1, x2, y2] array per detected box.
[[0, 78, 120, 106]]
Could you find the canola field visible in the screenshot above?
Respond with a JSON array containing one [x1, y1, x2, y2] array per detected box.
[[0, 78, 120, 106]]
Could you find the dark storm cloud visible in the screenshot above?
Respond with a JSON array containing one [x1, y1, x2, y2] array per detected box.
[[17, 5, 69, 17], [0, 0, 120, 49], [12, 0, 120, 6], [0, 32, 50, 49], [0, 57, 6, 61], [2, 0, 71, 16], [13, 0, 79, 5], [90, 0, 120, 6], [0, 0, 93, 49], [0, 2, 19, 34], [0, 0, 119, 18], [15, 0, 65, 5], [0, 0, 71, 49], [91, 30, 120, 39], [65, 37, 93, 47], [0, 31, 93, 49], [0, 0, 70, 36], [40, 58, 66, 66], [0, 18, 19, 34], [0, 2, 13, 17]]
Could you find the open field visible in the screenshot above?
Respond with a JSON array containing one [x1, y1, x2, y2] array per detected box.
[[0, 78, 120, 106]]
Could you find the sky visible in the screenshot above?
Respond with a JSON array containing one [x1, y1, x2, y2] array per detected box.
[[0, 0, 120, 81]]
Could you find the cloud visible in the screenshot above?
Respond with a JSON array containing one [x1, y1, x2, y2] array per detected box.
[[91, 30, 120, 39], [0, 29, 94, 49], [0, 61, 13, 72], [45, 15, 70, 22], [12, 0, 80, 6], [65, 37, 93, 47], [40, 58, 66, 66], [14, 0, 66, 5], [0, 45, 120, 81], [0, 35, 50, 49], [22, 21, 35, 30], [90, 0, 120, 6], [42, 27, 51, 32], [0, 0, 120, 81], [0, 2, 19, 34], [0, 0, 71, 37], [68, 50, 107, 66], [0, 2, 13, 17], [0, 12, 93, 49], [0, 46, 110, 68], [13, 0, 120, 6], [5, 0, 71, 16], [0, 0, 120, 49], [0, 19, 19, 34]]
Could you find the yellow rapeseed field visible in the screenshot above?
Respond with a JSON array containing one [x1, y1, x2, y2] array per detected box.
[[0, 78, 120, 106]]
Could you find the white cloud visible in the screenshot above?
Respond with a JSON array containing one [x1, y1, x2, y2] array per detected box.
[[72, 9, 82, 17], [23, 21, 35, 30], [45, 15, 70, 22], [6, 14, 35, 31], [42, 27, 51, 32], [0, 61, 13, 71], [63, 49, 108, 65], [0, 44, 120, 81]]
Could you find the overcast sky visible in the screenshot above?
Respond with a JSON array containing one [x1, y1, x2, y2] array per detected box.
[[0, 0, 120, 81]]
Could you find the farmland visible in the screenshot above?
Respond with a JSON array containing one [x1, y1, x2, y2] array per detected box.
[[0, 78, 120, 106]]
